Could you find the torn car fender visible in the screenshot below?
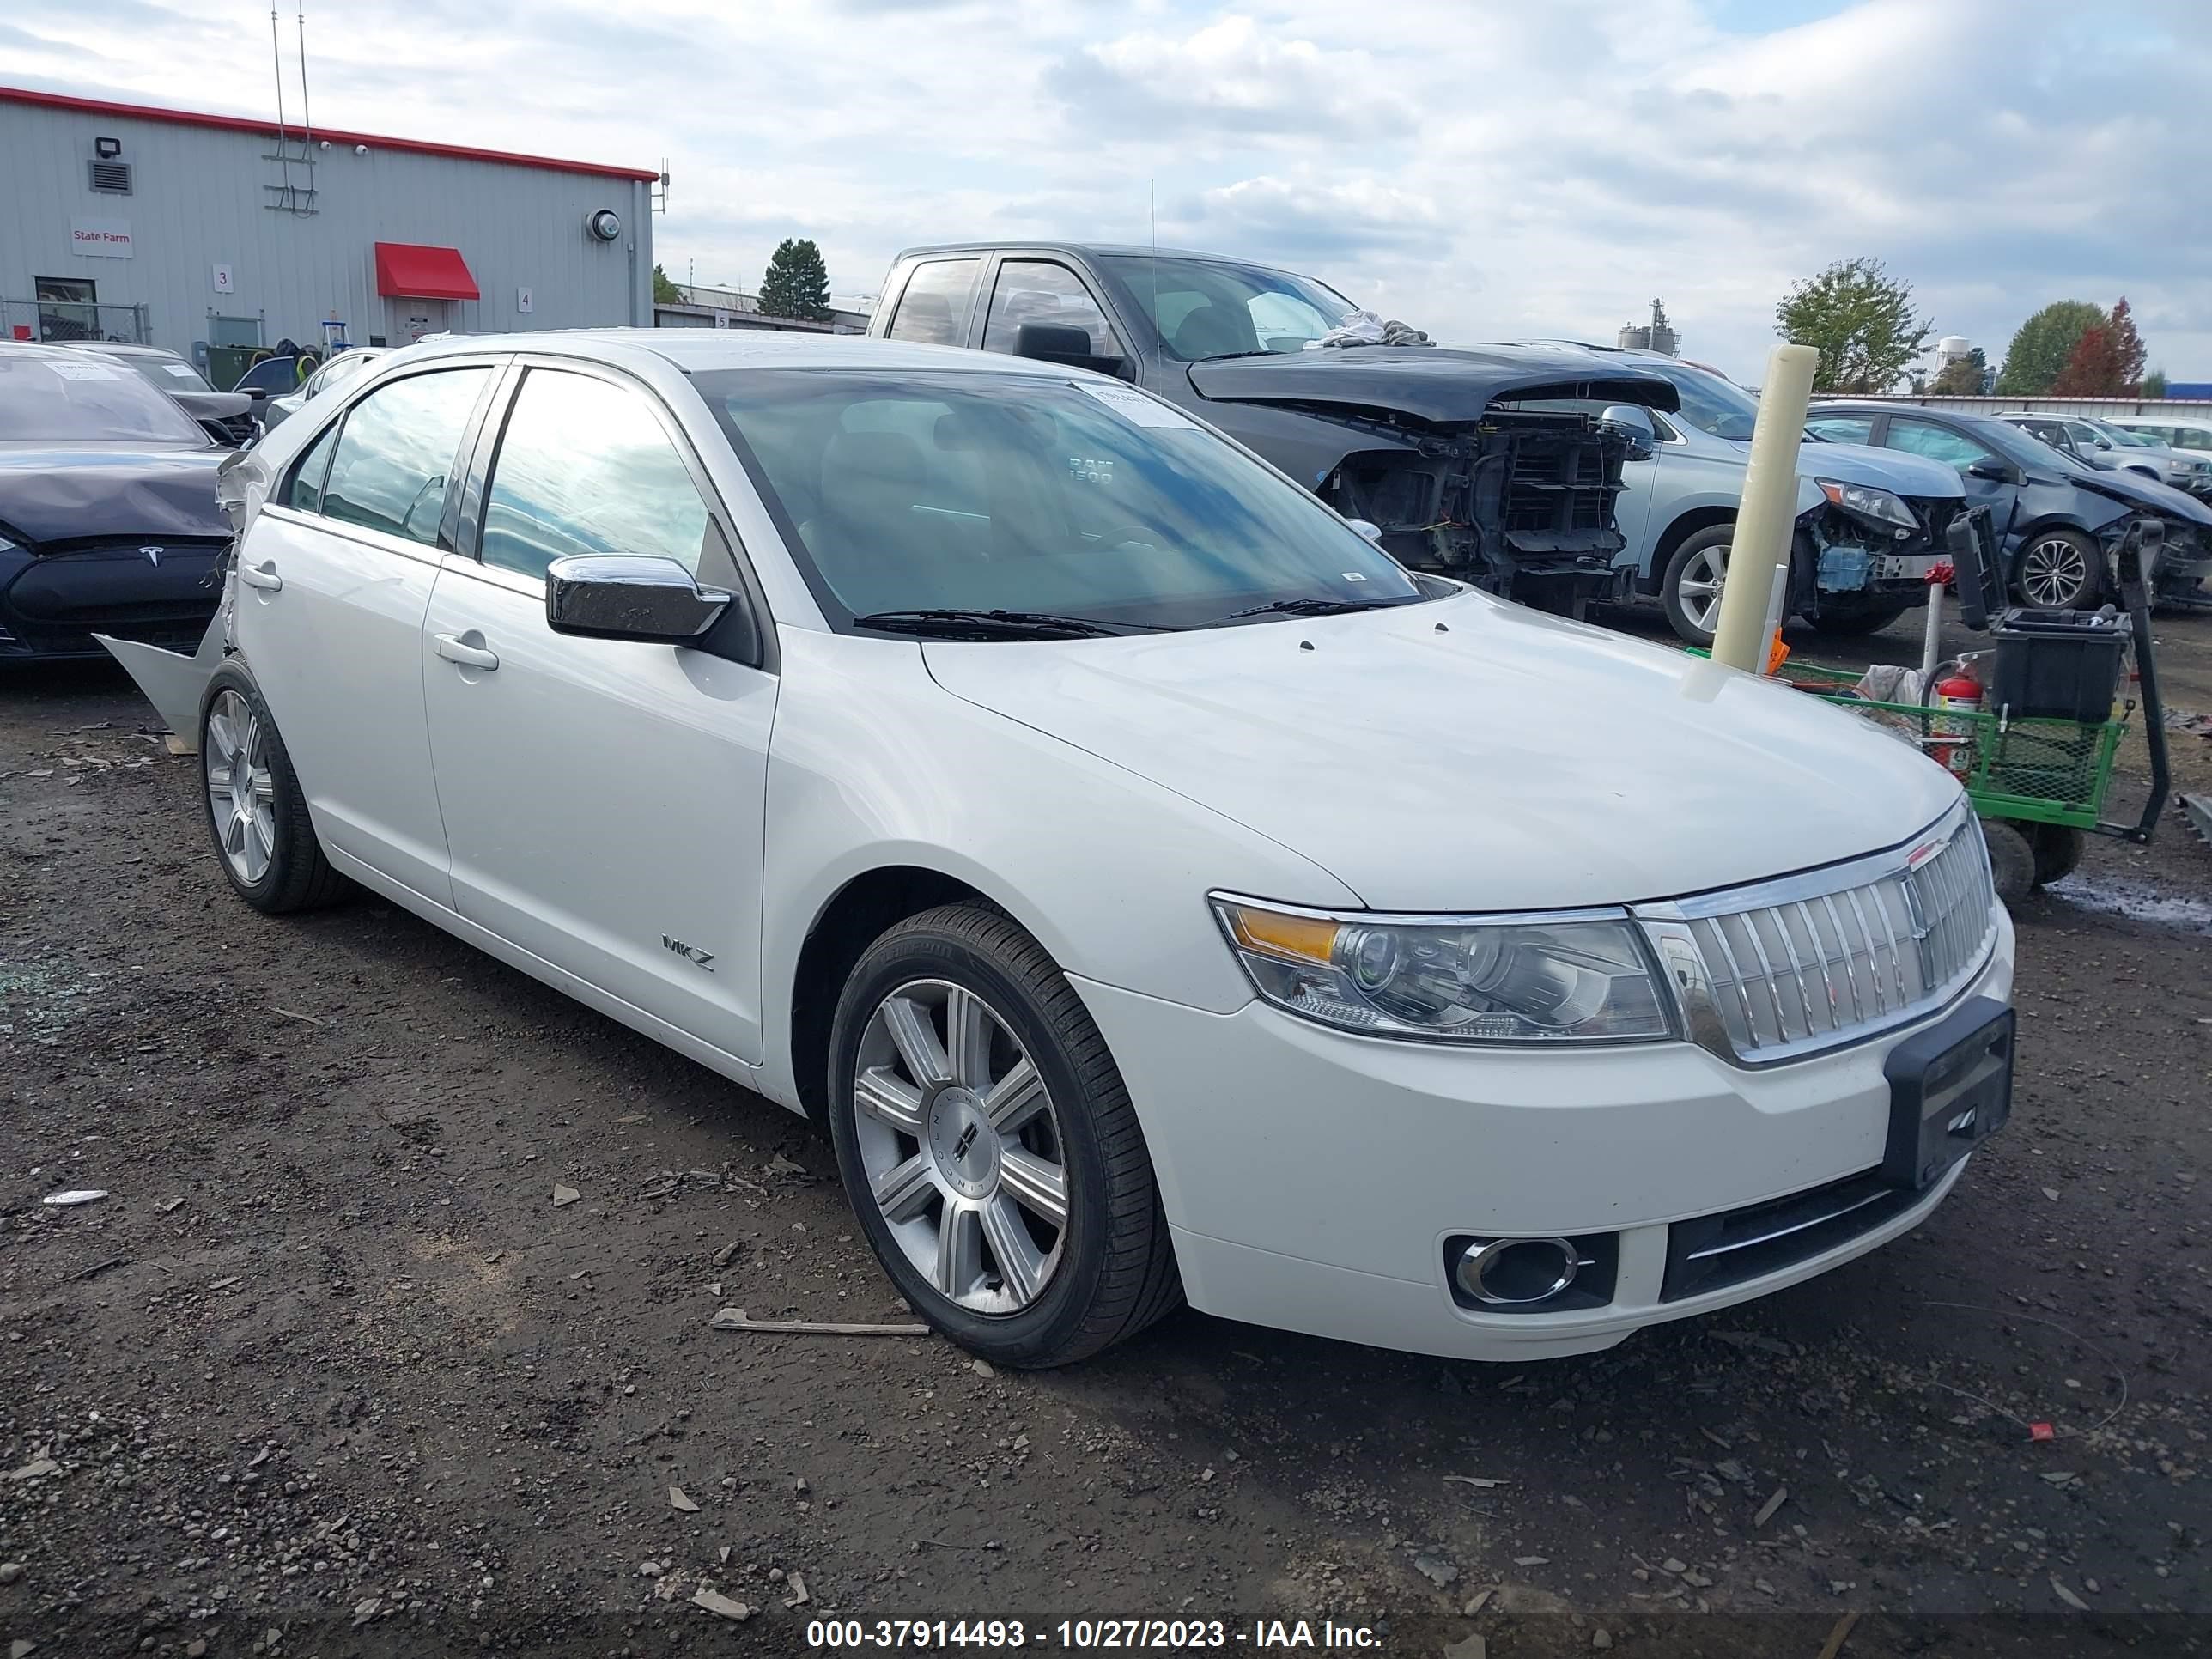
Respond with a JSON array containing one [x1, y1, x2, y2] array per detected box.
[[95, 566, 236, 750]]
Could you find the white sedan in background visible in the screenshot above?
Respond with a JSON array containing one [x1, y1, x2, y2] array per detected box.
[[195, 331, 2015, 1367]]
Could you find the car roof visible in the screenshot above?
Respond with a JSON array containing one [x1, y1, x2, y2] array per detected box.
[[890, 241, 1313, 281], [2, 340, 173, 362], [63, 340, 185, 362], [395, 327, 1097, 380]]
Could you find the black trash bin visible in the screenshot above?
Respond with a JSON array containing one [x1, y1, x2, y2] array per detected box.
[[1989, 607, 2130, 723]]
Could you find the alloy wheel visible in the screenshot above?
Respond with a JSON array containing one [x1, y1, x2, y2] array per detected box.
[[2021, 537, 2090, 608], [852, 979, 1070, 1315], [1677, 542, 1730, 634], [204, 689, 276, 885]]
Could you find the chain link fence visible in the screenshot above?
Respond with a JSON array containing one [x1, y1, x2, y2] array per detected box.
[[2, 299, 152, 344]]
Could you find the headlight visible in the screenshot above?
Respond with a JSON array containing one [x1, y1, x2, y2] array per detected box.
[[1818, 478, 1918, 530], [1210, 897, 1677, 1044]]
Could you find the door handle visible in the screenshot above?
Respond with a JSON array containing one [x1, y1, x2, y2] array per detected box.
[[434, 632, 500, 671], [238, 560, 283, 592]]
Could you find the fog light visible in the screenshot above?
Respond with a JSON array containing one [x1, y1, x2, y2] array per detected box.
[[1455, 1237, 1581, 1306]]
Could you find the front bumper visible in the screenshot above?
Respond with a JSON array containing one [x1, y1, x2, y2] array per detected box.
[[1073, 910, 2013, 1361], [0, 543, 224, 660]]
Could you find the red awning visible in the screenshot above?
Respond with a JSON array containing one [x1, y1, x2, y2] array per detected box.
[[373, 242, 479, 301]]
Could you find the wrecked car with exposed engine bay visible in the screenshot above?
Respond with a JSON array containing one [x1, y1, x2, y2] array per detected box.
[[867, 242, 1681, 617], [1504, 348, 1970, 644]]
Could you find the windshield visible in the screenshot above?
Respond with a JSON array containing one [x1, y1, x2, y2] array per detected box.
[[702, 368, 1424, 631], [1658, 362, 1761, 441], [1096, 256, 1357, 362], [2093, 422, 2153, 448], [0, 352, 208, 443]]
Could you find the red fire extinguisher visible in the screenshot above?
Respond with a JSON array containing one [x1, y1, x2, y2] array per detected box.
[[1932, 672, 1983, 779]]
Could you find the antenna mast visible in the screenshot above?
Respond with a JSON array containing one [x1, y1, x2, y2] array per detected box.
[[270, 9, 292, 200], [297, 5, 314, 158]]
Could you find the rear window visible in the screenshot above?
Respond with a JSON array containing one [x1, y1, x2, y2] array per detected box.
[[884, 259, 980, 347], [0, 352, 207, 443]]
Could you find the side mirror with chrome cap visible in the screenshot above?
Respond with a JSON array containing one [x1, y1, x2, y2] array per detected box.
[[544, 554, 730, 645], [1598, 404, 1656, 461]]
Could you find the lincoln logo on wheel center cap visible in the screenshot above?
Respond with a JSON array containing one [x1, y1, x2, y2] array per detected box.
[[928, 1087, 999, 1199]]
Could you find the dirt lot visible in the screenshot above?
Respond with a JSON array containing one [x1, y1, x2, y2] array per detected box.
[[3, 604, 2208, 1659]]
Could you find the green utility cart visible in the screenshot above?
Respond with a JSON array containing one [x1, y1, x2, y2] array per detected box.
[[1738, 518, 2173, 902]]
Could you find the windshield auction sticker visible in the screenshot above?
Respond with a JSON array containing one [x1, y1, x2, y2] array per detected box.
[[1073, 380, 1199, 428]]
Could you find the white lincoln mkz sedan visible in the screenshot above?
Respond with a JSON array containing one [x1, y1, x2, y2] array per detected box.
[[197, 331, 2015, 1367]]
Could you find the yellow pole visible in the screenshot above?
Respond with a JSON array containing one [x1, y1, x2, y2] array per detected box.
[[1710, 343, 1819, 672]]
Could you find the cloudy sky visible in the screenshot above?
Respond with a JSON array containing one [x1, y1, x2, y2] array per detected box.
[[7, 0, 2207, 382]]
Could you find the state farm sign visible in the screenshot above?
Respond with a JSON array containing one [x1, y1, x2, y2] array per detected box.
[[70, 219, 133, 258]]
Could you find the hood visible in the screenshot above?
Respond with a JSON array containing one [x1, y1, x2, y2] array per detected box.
[[923, 590, 1960, 912], [1790, 439, 1963, 500], [2067, 462, 2212, 526], [1185, 344, 1680, 427], [169, 389, 254, 423], [0, 447, 228, 547]]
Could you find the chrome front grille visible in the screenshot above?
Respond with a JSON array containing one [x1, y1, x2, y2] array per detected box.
[[1638, 806, 1999, 1066]]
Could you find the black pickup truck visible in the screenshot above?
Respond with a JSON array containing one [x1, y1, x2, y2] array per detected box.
[[866, 242, 1680, 616]]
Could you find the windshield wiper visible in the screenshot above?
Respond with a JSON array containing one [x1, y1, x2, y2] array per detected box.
[[853, 608, 1136, 640], [1206, 596, 1411, 626]]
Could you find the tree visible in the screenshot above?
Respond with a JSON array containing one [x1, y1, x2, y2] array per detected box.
[[757, 238, 833, 322], [651, 264, 683, 305], [1929, 345, 1988, 396], [1773, 258, 1934, 393], [2051, 325, 2127, 395], [2106, 296, 2148, 392], [2143, 368, 2169, 400], [1995, 301, 2104, 397]]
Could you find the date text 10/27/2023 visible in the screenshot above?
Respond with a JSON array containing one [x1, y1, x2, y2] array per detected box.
[[805, 1619, 1382, 1650]]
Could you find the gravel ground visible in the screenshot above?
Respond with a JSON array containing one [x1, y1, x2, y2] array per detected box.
[[2, 603, 2207, 1659]]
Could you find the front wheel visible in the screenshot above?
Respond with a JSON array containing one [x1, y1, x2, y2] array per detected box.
[[826, 903, 1181, 1368], [1661, 525, 1735, 645], [2013, 528, 2104, 610]]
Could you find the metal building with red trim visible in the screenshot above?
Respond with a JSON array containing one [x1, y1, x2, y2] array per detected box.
[[0, 84, 659, 370]]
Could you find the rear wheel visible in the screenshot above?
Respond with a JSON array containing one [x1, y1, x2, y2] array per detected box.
[[2013, 528, 2103, 610], [1662, 524, 1735, 645], [827, 903, 1181, 1368], [199, 665, 349, 914], [2030, 823, 2086, 887], [1981, 818, 2036, 905]]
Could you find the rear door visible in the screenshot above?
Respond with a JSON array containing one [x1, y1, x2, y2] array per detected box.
[[231, 360, 501, 904], [419, 360, 776, 1065]]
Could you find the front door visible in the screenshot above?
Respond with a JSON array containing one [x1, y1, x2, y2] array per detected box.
[[232, 361, 500, 905], [420, 362, 775, 1064], [1881, 415, 2016, 518], [389, 299, 448, 345]]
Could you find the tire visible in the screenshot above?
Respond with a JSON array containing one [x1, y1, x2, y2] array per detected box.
[[1808, 599, 1913, 637], [198, 664, 349, 915], [2012, 527, 2104, 610], [1981, 817, 2036, 906], [2029, 823, 2086, 887], [826, 902, 1181, 1368], [1661, 524, 1735, 646]]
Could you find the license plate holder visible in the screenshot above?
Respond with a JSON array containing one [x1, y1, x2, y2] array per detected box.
[[1881, 996, 2014, 1190]]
